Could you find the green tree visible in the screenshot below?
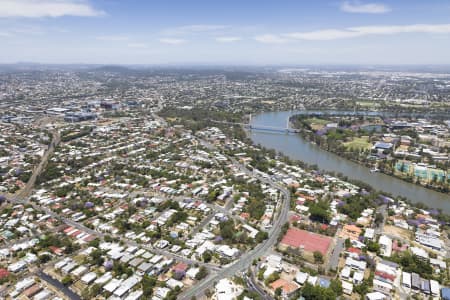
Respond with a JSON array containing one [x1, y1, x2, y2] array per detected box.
[[366, 241, 380, 253], [313, 251, 324, 264], [344, 238, 351, 249], [142, 275, 157, 297], [89, 249, 104, 266], [89, 284, 102, 298], [264, 272, 280, 286], [301, 283, 336, 300], [202, 251, 212, 263], [61, 275, 73, 286], [38, 254, 51, 264], [255, 231, 268, 243], [219, 220, 235, 240], [308, 201, 331, 224], [374, 212, 384, 226], [329, 279, 343, 296], [195, 266, 209, 280]]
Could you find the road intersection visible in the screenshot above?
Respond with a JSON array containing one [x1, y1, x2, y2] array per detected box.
[[7, 118, 292, 300]]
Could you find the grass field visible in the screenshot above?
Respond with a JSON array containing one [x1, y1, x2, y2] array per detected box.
[[343, 137, 372, 150], [306, 117, 330, 126], [356, 101, 380, 108]]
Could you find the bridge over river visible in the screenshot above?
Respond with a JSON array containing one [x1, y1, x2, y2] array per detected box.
[[209, 113, 300, 133], [250, 110, 450, 213]]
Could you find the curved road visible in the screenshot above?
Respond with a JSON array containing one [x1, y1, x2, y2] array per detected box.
[[6, 115, 291, 300], [179, 142, 291, 300]]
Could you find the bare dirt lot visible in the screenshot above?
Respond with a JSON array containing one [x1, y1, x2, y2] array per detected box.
[[383, 225, 412, 241]]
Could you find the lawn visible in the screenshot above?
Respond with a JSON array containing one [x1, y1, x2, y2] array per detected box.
[[356, 101, 380, 108], [306, 118, 330, 130], [306, 118, 330, 126], [343, 137, 372, 151]]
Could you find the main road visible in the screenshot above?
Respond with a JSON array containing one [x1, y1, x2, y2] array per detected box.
[[13, 129, 60, 201], [179, 139, 291, 300], [7, 112, 291, 299]]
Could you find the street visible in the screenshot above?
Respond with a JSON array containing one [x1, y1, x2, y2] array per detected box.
[[179, 139, 291, 299]]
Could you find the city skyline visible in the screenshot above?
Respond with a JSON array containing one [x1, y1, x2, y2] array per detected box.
[[1, 0, 450, 65]]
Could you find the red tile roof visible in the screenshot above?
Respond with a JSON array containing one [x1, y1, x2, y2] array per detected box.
[[0, 268, 10, 279], [270, 279, 299, 294], [172, 263, 188, 273], [63, 226, 74, 233], [280, 228, 331, 255], [347, 247, 362, 254]]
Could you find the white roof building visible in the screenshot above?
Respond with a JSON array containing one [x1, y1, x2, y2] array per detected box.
[[263, 267, 278, 279], [155, 287, 170, 299], [124, 290, 143, 300], [113, 275, 141, 298], [186, 268, 200, 279], [33, 289, 52, 300], [366, 291, 389, 300], [71, 265, 88, 277], [216, 245, 239, 258], [215, 278, 243, 300], [410, 246, 429, 260], [353, 271, 364, 285], [81, 272, 97, 285], [341, 280, 353, 295], [307, 276, 318, 286], [340, 267, 351, 280], [166, 278, 184, 289], [14, 277, 35, 292], [364, 228, 375, 240], [402, 271, 411, 288], [61, 262, 77, 274], [378, 235, 392, 257], [295, 271, 308, 285], [8, 261, 27, 273], [373, 279, 392, 293], [103, 278, 123, 293], [430, 258, 446, 269], [430, 279, 440, 296], [345, 257, 367, 271], [95, 272, 113, 286], [266, 254, 282, 270]]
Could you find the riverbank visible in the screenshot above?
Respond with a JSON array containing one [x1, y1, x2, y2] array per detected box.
[[249, 110, 450, 213], [288, 113, 450, 194]]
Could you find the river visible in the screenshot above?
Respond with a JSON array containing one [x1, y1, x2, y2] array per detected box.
[[249, 110, 450, 213]]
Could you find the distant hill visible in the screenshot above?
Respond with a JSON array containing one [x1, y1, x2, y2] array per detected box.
[[91, 65, 132, 73], [1, 63, 450, 75]]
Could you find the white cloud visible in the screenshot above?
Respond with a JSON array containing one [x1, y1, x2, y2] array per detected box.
[[254, 34, 287, 44], [127, 43, 148, 49], [0, 0, 104, 18], [215, 36, 242, 43], [96, 35, 129, 41], [352, 24, 450, 35], [285, 24, 450, 40], [159, 38, 187, 45], [162, 24, 228, 35], [284, 29, 363, 40], [0, 25, 46, 37], [340, 1, 391, 14], [12, 26, 45, 35]]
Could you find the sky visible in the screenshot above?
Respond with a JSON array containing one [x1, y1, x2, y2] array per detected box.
[[1, 0, 450, 65]]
